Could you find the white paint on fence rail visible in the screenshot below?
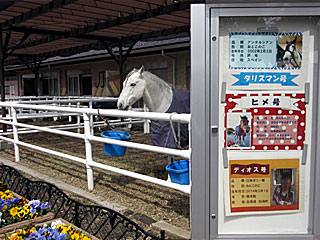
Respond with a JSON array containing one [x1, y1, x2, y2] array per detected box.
[[0, 99, 191, 194]]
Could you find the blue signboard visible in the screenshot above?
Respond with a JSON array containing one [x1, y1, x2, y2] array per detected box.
[[232, 72, 299, 86], [229, 33, 277, 69]]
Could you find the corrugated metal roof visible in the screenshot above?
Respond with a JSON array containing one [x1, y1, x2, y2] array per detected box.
[[0, 0, 202, 66]]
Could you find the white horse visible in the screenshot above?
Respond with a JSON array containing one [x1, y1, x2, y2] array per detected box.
[[117, 66, 172, 113], [117, 66, 190, 180]]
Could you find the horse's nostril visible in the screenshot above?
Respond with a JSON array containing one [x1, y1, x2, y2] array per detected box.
[[118, 103, 123, 109]]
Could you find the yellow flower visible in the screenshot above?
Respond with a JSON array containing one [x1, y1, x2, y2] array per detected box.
[[1, 194, 7, 200], [10, 207, 19, 217], [9, 230, 22, 240], [17, 209, 26, 218], [71, 233, 79, 240], [29, 212, 38, 219], [24, 205, 31, 210], [2, 205, 7, 212]]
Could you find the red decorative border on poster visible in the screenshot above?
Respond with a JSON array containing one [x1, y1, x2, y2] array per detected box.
[[225, 93, 306, 150]]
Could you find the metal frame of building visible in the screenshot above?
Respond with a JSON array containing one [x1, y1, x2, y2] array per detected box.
[[191, 1, 320, 239]]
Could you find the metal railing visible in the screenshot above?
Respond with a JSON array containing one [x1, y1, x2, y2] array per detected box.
[[0, 165, 165, 240], [0, 101, 191, 194]]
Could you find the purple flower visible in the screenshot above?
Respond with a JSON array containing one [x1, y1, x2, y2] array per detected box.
[[30, 207, 37, 214], [29, 200, 41, 209], [58, 233, 67, 240], [40, 202, 50, 210]]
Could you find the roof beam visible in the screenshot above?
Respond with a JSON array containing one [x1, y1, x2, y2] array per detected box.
[[9, 26, 119, 44], [69, 0, 192, 36], [1, 0, 79, 29], [11, 53, 36, 58], [38, 42, 101, 59], [122, 25, 190, 43], [6, 1, 193, 53], [6, 32, 31, 56], [7, 24, 190, 65]]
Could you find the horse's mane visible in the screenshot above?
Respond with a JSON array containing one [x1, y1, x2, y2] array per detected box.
[[142, 70, 171, 88], [126, 68, 171, 88]]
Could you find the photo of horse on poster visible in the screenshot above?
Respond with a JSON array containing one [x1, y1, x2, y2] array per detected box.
[[277, 34, 302, 68]]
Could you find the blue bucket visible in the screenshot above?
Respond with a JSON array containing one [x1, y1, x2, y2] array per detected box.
[[101, 131, 131, 157], [165, 160, 190, 185]]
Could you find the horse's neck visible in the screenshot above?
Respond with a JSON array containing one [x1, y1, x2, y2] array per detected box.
[[143, 76, 172, 113]]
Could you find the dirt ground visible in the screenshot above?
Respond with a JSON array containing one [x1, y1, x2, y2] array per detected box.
[[0, 120, 190, 237]]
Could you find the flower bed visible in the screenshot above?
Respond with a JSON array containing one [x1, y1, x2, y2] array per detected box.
[[0, 181, 54, 235], [2, 219, 99, 240]]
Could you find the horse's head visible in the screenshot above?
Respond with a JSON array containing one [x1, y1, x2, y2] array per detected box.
[[117, 66, 146, 110], [282, 36, 301, 67], [240, 115, 250, 132]]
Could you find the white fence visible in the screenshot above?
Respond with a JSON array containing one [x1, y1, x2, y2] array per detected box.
[[0, 99, 191, 194]]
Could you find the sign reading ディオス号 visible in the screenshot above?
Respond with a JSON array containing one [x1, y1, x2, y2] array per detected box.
[[225, 93, 306, 150], [226, 158, 299, 215]]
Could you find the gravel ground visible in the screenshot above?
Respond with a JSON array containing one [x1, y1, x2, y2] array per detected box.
[[0, 120, 190, 237]]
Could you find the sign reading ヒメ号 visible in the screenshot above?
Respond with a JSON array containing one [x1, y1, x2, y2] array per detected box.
[[225, 93, 306, 150]]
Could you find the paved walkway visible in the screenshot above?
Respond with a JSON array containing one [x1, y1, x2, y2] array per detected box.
[[0, 156, 191, 239]]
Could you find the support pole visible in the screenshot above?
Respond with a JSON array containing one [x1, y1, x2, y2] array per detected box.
[[101, 40, 137, 92], [11, 107, 20, 162], [0, 30, 7, 132], [119, 40, 124, 91], [83, 112, 94, 190], [77, 102, 81, 133]]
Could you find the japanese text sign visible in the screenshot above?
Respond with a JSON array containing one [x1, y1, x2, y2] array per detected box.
[[229, 33, 277, 69], [227, 158, 300, 215], [225, 93, 306, 150]]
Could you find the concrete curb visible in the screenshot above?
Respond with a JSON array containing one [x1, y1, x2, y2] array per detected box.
[[0, 157, 191, 239], [0, 157, 126, 212], [152, 221, 191, 239]]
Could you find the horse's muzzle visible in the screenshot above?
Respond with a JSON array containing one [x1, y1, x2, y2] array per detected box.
[[117, 102, 129, 110], [117, 102, 124, 110]]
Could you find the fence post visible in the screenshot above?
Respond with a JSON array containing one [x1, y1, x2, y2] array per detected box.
[[77, 102, 81, 133], [143, 104, 150, 134], [89, 101, 94, 135], [68, 100, 72, 122], [83, 112, 94, 191], [11, 107, 20, 162]]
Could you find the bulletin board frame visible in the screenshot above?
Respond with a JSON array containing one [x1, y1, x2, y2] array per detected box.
[[191, 2, 320, 240]]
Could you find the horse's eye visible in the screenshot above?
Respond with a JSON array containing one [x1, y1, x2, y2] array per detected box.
[[130, 83, 136, 87]]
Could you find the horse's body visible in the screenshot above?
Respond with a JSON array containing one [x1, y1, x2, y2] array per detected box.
[[277, 36, 302, 68], [117, 66, 190, 149]]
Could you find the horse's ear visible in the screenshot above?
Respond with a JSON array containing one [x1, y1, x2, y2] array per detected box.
[[138, 65, 144, 75], [293, 36, 297, 43]]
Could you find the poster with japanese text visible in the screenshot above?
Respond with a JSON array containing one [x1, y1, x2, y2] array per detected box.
[[225, 93, 306, 150], [221, 32, 311, 90], [225, 158, 299, 215]]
